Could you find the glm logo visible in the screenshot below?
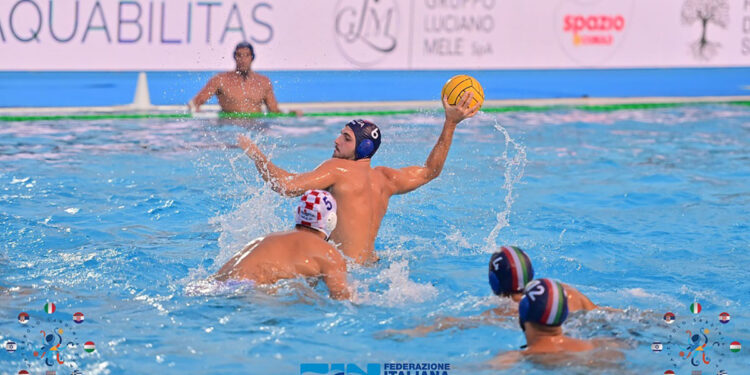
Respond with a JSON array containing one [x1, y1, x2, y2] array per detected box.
[[301, 363, 380, 375], [334, 0, 399, 67]]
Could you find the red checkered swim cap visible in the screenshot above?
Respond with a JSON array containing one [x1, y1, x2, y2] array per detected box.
[[295, 190, 338, 239]]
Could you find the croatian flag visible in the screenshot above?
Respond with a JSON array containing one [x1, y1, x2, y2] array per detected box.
[[690, 302, 701, 314], [730, 341, 741, 353], [719, 312, 730, 324], [73, 312, 84, 324], [44, 302, 56, 314]]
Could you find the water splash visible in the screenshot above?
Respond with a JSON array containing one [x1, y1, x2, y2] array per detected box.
[[194, 130, 288, 268], [351, 260, 438, 307], [209, 186, 286, 268], [484, 120, 527, 251]]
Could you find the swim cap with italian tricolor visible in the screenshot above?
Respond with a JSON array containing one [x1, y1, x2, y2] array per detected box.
[[488, 246, 534, 296], [518, 278, 569, 330]]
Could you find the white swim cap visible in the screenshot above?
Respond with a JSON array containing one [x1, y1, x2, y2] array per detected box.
[[295, 190, 337, 238]]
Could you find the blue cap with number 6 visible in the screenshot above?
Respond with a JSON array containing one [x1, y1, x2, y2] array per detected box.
[[296, 190, 337, 239], [518, 278, 568, 331], [346, 119, 381, 160]]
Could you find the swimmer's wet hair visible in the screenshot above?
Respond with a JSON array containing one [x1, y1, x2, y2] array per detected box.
[[234, 41, 255, 59]]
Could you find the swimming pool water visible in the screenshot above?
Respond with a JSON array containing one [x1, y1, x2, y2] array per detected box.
[[1, 106, 749, 374]]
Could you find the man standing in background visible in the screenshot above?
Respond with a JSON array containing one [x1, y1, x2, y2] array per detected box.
[[189, 42, 301, 115]]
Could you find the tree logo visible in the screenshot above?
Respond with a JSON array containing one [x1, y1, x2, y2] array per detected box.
[[681, 0, 730, 60]]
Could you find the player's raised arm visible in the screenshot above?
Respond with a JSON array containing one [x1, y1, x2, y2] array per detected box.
[[383, 92, 480, 195]]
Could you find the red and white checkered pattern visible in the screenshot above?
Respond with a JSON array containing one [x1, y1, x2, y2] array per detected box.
[[295, 190, 337, 238]]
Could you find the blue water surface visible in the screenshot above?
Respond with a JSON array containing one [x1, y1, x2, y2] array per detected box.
[[1, 68, 750, 107], [1, 106, 749, 374]]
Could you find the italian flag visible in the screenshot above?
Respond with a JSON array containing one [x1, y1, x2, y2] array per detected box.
[[44, 302, 56, 314], [730, 341, 741, 353], [84, 341, 95, 353], [690, 302, 701, 314]]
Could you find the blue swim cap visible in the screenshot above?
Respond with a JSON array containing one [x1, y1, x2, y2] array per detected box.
[[488, 246, 534, 296], [518, 278, 568, 331], [234, 41, 255, 59], [345, 119, 381, 160]]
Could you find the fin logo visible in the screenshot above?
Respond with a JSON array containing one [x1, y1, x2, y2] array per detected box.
[[301, 363, 380, 375]]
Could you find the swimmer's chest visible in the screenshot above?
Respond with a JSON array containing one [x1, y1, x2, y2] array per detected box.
[[217, 75, 267, 102]]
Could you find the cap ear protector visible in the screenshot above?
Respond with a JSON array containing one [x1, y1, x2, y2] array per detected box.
[[518, 294, 531, 332], [488, 270, 503, 296], [323, 211, 338, 239], [356, 139, 374, 160]]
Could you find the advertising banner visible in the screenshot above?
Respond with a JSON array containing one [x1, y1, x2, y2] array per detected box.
[[0, 0, 748, 70]]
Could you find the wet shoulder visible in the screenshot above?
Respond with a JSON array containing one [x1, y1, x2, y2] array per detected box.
[[215, 71, 237, 81], [252, 73, 272, 87], [562, 283, 597, 311], [317, 158, 357, 174]]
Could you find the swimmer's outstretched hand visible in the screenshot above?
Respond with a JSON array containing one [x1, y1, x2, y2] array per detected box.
[[443, 91, 480, 125], [237, 134, 261, 159]]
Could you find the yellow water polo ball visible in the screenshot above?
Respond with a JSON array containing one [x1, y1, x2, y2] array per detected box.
[[441, 75, 484, 109]]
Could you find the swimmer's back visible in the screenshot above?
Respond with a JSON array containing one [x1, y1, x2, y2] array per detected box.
[[216, 230, 342, 284], [325, 159, 393, 263]]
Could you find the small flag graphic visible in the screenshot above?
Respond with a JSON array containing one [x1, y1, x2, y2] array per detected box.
[[84, 341, 95, 353], [44, 302, 56, 314], [692, 371, 702, 375], [73, 312, 84, 324], [690, 302, 701, 314], [664, 371, 675, 375], [5, 341, 17, 353], [729, 341, 740, 353], [719, 312, 730, 324], [18, 312, 29, 324], [664, 312, 675, 324], [18, 371, 30, 375], [45, 371, 56, 375], [652, 342, 663, 352]]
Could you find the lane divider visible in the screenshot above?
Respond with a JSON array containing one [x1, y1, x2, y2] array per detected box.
[[1, 101, 749, 122]]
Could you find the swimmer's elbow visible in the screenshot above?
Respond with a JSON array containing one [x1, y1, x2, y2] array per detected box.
[[269, 179, 304, 197], [426, 169, 441, 181], [420, 163, 443, 182], [272, 185, 302, 197]]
